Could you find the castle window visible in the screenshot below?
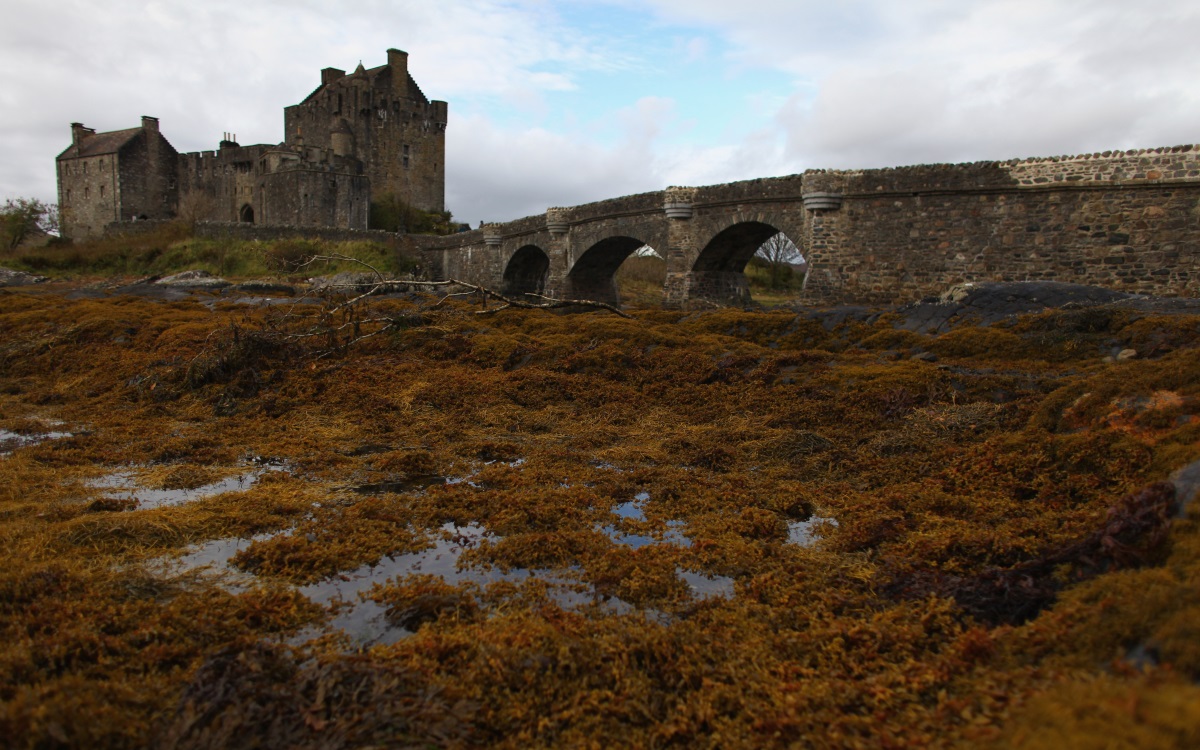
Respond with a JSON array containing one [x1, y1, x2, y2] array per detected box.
[[84, 187, 89, 199], [100, 185, 105, 198], [99, 159, 105, 170], [83, 162, 88, 175], [65, 190, 71, 202]]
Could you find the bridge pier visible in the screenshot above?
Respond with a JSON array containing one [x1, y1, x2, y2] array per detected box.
[[664, 270, 754, 308]]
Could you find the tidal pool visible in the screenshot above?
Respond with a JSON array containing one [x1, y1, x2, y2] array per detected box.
[[788, 516, 839, 546], [89, 463, 288, 509]]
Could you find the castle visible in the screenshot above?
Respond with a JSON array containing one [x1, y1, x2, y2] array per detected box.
[[56, 49, 447, 239]]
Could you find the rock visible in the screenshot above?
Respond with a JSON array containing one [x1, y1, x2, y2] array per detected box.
[[895, 281, 1144, 334], [157, 270, 230, 289], [0, 268, 48, 287], [309, 272, 394, 294], [1116, 348, 1138, 362], [1172, 458, 1200, 516], [911, 351, 938, 363], [232, 281, 295, 295]]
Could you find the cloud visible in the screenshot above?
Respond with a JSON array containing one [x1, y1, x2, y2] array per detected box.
[[4, 0, 1199, 231], [449, 97, 683, 225]]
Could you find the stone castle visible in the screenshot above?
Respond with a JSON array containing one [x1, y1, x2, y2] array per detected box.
[[56, 49, 446, 239]]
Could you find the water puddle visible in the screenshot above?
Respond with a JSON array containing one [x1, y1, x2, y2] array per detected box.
[[0, 428, 74, 455], [153, 531, 288, 591], [294, 523, 591, 647], [604, 492, 690, 548], [90, 463, 287, 510], [787, 516, 839, 547], [678, 569, 736, 599]]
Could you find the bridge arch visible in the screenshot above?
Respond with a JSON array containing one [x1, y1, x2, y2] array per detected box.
[[502, 245, 550, 297], [566, 235, 648, 306], [689, 220, 798, 305]]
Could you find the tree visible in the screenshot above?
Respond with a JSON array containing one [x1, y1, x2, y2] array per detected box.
[[176, 190, 219, 224], [754, 232, 804, 290], [369, 193, 460, 235], [1, 198, 58, 251]]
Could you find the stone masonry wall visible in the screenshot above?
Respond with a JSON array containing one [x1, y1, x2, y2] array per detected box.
[[105, 219, 404, 246], [807, 146, 1200, 304]]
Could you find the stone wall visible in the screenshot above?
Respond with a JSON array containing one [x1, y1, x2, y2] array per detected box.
[[805, 146, 1200, 304], [104, 219, 404, 246]]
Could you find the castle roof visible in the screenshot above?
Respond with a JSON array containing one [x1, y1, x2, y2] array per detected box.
[[57, 127, 141, 160], [296, 64, 430, 106]]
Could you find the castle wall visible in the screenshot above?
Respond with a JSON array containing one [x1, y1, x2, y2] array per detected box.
[[58, 152, 119, 238], [176, 145, 271, 223], [259, 169, 369, 229], [115, 124, 178, 223]]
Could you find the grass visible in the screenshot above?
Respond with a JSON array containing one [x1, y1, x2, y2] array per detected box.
[[1, 223, 419, 280]]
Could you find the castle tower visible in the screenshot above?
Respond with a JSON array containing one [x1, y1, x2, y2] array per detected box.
[[282, 48, 447, 214]]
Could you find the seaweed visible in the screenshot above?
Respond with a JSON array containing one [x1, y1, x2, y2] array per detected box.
[[2, 283, 1199, 747]]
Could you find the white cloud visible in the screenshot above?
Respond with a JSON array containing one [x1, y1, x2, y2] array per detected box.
[[3, 0, 1199, 228]]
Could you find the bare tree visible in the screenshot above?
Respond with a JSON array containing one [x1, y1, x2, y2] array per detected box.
[[755, 232, 804, 290], [176, 190, 219, 225]]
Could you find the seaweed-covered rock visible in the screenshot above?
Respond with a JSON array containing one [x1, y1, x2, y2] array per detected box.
[[897, 281, 1143, 333]]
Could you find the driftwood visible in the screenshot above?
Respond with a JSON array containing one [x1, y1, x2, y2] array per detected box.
[[257, 253, 631, 359]]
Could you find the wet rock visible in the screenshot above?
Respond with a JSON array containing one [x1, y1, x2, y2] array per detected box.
[[0, 267, 48, 287], [896, 281, 1142, 334], [232, 281, 295, 295], [1116, 348, 1138, 362], [309, 272, 403, 295], [157, 270, 230, 289], [1171, 458, 1200, 517]]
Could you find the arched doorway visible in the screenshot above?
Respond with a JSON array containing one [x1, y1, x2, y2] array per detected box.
[[239, 204, 255, 223], [502, 245, 550, 298]]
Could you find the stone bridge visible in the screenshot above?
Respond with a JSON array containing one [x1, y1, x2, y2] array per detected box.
[[416, 145, 1200, 307]]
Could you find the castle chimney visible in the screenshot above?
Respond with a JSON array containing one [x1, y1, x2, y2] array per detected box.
[[387, 48, 409, 96], [141, 115, 159, 133], [321, 67, 346, 86], [70, 122, 94, 146]]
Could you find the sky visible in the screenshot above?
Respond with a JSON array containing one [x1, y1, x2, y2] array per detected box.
[[3, 0, 1199, 227]]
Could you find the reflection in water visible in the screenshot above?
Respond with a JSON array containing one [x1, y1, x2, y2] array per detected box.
[[0, 429, 74, 455], [604, 492, 691, 548], [90, 464, 286, 510], [788, 517, 839, 547], [678, 569, 735, 599], [156, 485, 739, 648], [295, 523, 597, 647]]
